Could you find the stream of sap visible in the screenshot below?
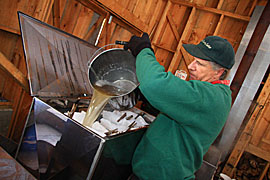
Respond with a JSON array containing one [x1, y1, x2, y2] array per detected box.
[[82, 79, 137, 127]]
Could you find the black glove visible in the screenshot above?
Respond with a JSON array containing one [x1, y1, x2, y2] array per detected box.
[[124, 33, 154, 57]]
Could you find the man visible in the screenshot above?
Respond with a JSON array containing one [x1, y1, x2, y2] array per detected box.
[[124, 33, 235, 180]]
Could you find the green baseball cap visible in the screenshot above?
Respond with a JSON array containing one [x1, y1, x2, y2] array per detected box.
[[182, 36, 235, 69]]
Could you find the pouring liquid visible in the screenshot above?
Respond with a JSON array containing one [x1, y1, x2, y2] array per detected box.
[[82, 80, 137, 127]]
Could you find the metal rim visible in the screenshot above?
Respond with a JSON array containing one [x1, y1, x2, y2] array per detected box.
[[87, 48, 138, 97]]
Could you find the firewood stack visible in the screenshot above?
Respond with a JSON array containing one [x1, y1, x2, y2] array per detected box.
[[233, 152, 268, 180]]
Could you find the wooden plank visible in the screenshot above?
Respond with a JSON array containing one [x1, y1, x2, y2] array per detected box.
[[109, 22, 133, 45], [170, 0, 250, 21], [0, 0, 21, 32], [60, 0, 82, 34], [250, 96, 270, 146], [223, 74, 270, 176], [12, 38, 27, 75], [245, 76, 270, 134], [190, 9, 215, 43], [234, 0, 253, 15], [246, 143, 270, 162], [259, 162, 269, 180], [0, 71, 6, 95], [143, 0, 160, 26], [78, 0, 141, 36], [53, 0, 61, 28], [27, 0, 53, 22], [132, 0, 147, 23], [77, 0, 107, 16], [126, 0, 137, 12], [95, 0, 147, 32], [152, 43, 175, 53], [167, 13, 180, 41], [0, 0, 53, 32], [0, 52, 29, 93], [8, 89, 32, 142], [248, 0, 258, 16], [180, 46, 193, 66], [0, 25, 20, 35], [217, 0, 225, 9], [146, 0, 166, 34], [213, 0, 225, 37], [214, 14, 224, 35], [83, 15, 104, 41], [73, 6, 95, 39], [154, 1, 187, 55], [0, 102, 13, 109], [152, 1, 172, 49], [7, 87, 23, 140], [257, 0, 267, 6], [217, 17, 246, 49], [0, 30, 22, 102], [222, 132, 252, 176], [168, 6, 197, 73]]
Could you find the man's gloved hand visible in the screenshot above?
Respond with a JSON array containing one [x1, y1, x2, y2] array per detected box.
[[124, 32, 154, 57]]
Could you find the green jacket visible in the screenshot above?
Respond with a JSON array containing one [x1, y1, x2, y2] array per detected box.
[[132, 48, 232, 180]]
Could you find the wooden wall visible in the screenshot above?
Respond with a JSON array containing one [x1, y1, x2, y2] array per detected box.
[[222, 72, 270, 179], [0, 0, 267, 142]]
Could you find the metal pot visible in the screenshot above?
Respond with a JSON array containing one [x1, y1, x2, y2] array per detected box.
[[88, 48, 139, 110]]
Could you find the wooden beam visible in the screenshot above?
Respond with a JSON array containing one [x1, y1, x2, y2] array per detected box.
[[83, 15, 104, 41], [248, 0, 258, 17], [35, 0, 54, 22], [167, 13, 180, 41], [180, 46, 192, 66], [214, 14, 224, 35], [168, 6, 197, 73], [79, 0, 145, 33], [170, 0, 250, 22], [0, 52, 29, 93], [259, 162, 270, 180], [77, 0, 141, 36], [152, 0, 172, 51], [53, 0, 61, 28], [217, 0, 225, 9], [60, 0, 82, 33], [77, 0, 107, 16], [95, 0, 147, 32], [0, 102, 12, 109], [0, 25, 20, 35], [152, 43, 175, 53], [222, 75, 270, 176], [246, 143, 270, 162]]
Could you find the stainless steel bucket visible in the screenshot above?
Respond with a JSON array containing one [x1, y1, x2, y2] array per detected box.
[[88, 48, 139, 110]]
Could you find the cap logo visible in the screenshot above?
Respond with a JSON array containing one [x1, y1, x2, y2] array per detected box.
[[202, 40, 212, 49]]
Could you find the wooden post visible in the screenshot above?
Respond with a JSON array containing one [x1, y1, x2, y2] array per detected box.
[[151, 0, 172, 52]]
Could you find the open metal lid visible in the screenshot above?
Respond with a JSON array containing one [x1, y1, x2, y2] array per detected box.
[[18, 12, 100, 98]]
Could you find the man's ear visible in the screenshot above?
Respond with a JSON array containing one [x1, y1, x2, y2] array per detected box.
[[216, 68, 225, 78]]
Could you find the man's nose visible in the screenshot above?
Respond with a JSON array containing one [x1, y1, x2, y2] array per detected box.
[[188, 61, 195, 70]]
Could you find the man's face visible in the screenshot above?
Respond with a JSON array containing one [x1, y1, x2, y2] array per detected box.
[[188, 57, 219, 82]]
